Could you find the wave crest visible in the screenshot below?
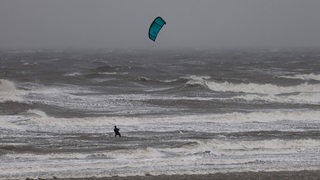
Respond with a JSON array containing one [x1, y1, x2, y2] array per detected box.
[[182, 75, 210, 89], [206, 81, 320, 95], [280, 73, 320, 81], [0, 79, 25, 103]]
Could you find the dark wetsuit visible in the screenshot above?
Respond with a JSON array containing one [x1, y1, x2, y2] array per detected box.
[[114, 126, 121, 137]]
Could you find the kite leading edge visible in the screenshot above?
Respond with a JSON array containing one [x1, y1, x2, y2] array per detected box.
[[148, 17, 166, 42]]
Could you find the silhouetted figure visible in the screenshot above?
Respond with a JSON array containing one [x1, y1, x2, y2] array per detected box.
[[114, 126, 121, 137]]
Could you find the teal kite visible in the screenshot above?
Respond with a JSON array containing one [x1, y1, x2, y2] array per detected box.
[[148, 17, 166, 41]]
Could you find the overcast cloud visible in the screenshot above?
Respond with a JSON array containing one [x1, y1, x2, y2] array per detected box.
[[1, 0, 320, 49]]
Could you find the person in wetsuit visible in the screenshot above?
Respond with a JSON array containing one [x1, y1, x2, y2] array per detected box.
[[114, 126, 121, 137]]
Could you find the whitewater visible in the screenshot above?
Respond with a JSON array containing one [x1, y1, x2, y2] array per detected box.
[[0, 49, 320, 179]]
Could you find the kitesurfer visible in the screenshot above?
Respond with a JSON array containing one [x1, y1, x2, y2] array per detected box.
[[114, 126, 121, 137]]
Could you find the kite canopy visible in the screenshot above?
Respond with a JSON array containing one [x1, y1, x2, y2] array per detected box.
[[148, 17, 166, 41]]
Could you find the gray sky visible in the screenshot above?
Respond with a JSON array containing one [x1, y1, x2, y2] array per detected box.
[[1, 0, 320, 49]]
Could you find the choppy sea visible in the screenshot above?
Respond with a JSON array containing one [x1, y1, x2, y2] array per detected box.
[[0, 49, 320, 179]]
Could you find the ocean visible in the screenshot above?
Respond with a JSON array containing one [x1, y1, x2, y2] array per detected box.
[[0, 49, 320, 179]]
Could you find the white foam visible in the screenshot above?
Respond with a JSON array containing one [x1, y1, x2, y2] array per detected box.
[[194, 139, 320, 155], [63, 72, 82, 77], [1, 109, 320, 177], [26, 109, 48, 118], [280, 73, 320, 81], [206, 80, 320, 95], [160, 79, 179, 83], [23, 84, 171, 114], [234, 92, 320, 104], [98, 72, 128, 75], [144, 87, 175, 92], [183, 75, 210, 87], [1, 109, 319, 133], [1, 138, 319, 179], [0, 115, 28, 131], [178, 76, 320, 98], [0, 79, 26, 102]]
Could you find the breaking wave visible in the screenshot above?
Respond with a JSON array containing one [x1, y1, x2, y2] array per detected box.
[[233, 92, 320, 105], [0, 79, 26, 103], [280, 73, 320, 81], [206, 81, 320, 95], [183, 75, 210, 88]]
